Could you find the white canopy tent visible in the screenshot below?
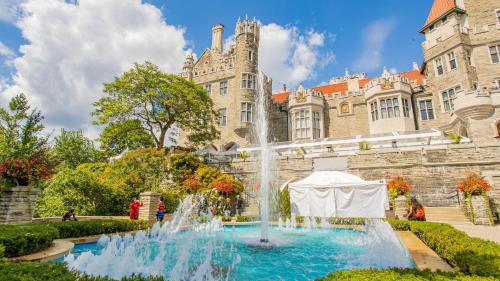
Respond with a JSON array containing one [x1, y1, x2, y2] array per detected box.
[[287, 171, 388, 218]]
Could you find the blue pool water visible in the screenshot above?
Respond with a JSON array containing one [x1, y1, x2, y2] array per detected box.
[[58, 224, 414, 281]]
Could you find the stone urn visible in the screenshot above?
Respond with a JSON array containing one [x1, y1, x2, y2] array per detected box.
[[461, 193, 494, 225], [393, 195, 409, 220], [0, 186, 40, 224]]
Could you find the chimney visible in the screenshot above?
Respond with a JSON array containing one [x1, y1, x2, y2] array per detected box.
[[412, 62, 420, 71], [283, 84, 288, 92], [212, 24, 224, 52]]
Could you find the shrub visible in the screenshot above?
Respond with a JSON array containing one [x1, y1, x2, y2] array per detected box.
[[456, 172, 492, 194], [168, 152, 203, 183], [0, 157, 52, 187], [278, 187, 291, 218], [449, 133, 463, 144], [0, 220, 148, 258], [359, 141, 371, 151], [388, 220, 500, 278], [0, 223, 59, 258], [181, 176, 202, 193], [319, 268, 496, 281], [0, 262, 165, 280], [194, 165, 221, 189], [210, 174, 244, 196], [0, 244, 5, 259], [150, 185, 185, 213]]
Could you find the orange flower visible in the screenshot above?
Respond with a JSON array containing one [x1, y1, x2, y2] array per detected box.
[[456, 173, 491, 194], [387, 176, 413, 195]]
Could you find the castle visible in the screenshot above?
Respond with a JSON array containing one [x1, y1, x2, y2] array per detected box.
[[181, 0, 500, 149]]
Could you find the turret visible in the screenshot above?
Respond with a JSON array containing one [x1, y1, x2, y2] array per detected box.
[[182, 52, 194, 80], [211, 24, 224, 53]]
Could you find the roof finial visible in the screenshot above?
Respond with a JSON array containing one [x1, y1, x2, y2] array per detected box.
[[382, 66, 390, 78], [344, 68, 350, 78]]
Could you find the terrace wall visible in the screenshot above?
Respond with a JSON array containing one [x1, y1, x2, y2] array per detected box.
[[210, 143, 500, 215]]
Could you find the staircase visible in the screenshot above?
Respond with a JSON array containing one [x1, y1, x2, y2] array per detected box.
[[424, 207, 471, 225], [240, 194, 260, 216]]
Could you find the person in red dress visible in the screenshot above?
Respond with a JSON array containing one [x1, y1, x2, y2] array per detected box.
[[129, 197, 143, 220]]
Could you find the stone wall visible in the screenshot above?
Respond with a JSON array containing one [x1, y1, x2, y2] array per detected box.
[[212, 143, 500, 214], [0, 187, 40, 224]]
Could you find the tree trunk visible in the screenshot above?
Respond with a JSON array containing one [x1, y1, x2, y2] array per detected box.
[[157, 129, 167, 149]]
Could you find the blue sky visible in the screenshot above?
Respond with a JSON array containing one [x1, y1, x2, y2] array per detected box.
[[0, 0, 434, 136]]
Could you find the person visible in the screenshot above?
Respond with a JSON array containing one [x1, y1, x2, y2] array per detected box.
[[156, 198, 166, 222], [216, 196, 224, 215], [62, 208, 77, 221], [129, 197, 143, 220], [415, 203, 426, 221], [235, 194, 243, 216], [224, 197, 232, 217]]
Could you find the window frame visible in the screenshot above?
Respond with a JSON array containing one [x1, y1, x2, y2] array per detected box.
[[295, 109, 311, 139], [204, 83, 212, 95], [447, 51, 457, 70], [435, 57, 444, 76], [219, 80, 228, 96], [418, 99, 435, 121], [490, 45, 500, 64], [312, 111, 321, 139], [218, 108, 227, 127], [379, 97, 400, 119], [402, 98, 410, 118], [370, 101, 379, 121], [241, 73, 255, 89], [441, 85, 461, 112], [240, 102, 254, 123]]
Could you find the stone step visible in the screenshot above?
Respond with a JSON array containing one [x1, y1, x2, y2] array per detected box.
[[424, 206, 471, 225]]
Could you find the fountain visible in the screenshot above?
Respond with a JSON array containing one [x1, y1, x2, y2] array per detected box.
[[254, 71, 272, 243]]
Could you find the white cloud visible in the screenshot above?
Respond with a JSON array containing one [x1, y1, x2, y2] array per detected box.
[[1, 0, 187, 139], [259, 23, 334, 92], [0, 41, 15, 58], [0, 0, 23, 23], [352, 18, 397, 72]]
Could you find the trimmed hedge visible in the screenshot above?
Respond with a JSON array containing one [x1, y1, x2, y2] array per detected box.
[[0, 262, 163, 281], [0, 224, 59, 258], [0, 220, 148, 258], [388, 220, 500, 278], [318, 268, 497, 281]]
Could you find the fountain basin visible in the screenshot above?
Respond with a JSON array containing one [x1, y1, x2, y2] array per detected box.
[[58, 223, 415, 281]]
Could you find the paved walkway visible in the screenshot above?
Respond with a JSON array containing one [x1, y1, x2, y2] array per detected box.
[[425, 207, 500, 244]]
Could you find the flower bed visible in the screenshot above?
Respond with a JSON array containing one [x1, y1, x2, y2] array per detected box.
[[0, 220, 148, 258]]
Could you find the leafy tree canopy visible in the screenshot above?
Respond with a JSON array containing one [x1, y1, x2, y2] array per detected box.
[[0, 94, 48, 160], [53, 129, 102, 169], [98, 120, 154, 156], [93, 61, 219, 149]]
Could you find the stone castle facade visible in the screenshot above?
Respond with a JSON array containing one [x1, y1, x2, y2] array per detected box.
[[181, 0, 500, 149]]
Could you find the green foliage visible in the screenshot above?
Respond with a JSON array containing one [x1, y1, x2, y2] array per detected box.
[[0, 93, 48, 160], [388, 220, 500, 278], [0, 223, 59, 258], [210, 173, 244, 196], [0, 220, 148, 258], [150, 184, 185, 213], [0, 261, 165, 280], [169, 152, 203, 183], [449, 133, 463, 144], [93, 61, 219, 149], [319, 268, 496, 281], [359, 141, 371, 151], [0, 244, 4, 259], [239, 151, 249, 161], [38, 164, 129, 216], [98, 120, 155, 157], [53, 129, 102, 169], [194, 165, 222, 189], [278, 187, 291, 218]]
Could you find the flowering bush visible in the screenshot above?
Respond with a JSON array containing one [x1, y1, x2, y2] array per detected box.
[[387, 176, 413, 198], [182, 176, 202, 193], [211, 180, 234, 194], [456, 173, 491, 194], [0, 157, 51, 187]]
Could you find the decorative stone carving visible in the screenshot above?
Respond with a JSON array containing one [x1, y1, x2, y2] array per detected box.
[[0, 187, 40, 224], [381, 78, 395, 90]]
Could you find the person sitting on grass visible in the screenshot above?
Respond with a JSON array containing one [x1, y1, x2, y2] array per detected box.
[[156, 198, 166, 222], [62, 208, 77, 222]]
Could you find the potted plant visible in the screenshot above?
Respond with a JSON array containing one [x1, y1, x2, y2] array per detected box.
[[239, 151, 249, 161], [387, 176, 413, 220], [448, 133, 463, 144], [359, 141, 371, 151], [456, 172, 494, 225], [0, 157, 52, 224]]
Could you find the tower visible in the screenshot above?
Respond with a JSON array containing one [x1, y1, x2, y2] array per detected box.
[[211, 24, 224, 53], [182, 52, 194, 80]]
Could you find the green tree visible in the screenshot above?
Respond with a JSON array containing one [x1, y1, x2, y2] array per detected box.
[[98, 120, 154, 156], [53, 129, 101, 168], [93, 61, 219, 149], [0, 94, 48, 159]]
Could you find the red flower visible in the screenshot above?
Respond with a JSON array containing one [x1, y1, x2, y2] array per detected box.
[[212, 180, 234, 194], [456, 173, 491, 194], [182, 176, 202, 192]]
